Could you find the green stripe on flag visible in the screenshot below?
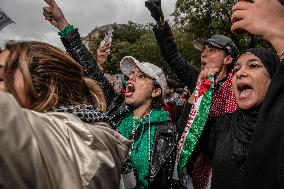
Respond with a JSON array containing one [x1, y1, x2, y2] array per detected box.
[[177, 77, 214, 174]]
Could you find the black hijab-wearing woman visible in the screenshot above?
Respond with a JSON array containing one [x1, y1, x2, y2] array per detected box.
[[239, 50, 284, 189], [232, 48, 279, 168], [209, 48, 279, 189]]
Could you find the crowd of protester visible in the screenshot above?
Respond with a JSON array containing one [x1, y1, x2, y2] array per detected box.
[[1, 0, 284, 188]]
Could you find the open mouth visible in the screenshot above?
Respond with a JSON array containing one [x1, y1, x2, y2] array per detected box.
[[237, 83, 253, 99], [125, 83, 135, 97]]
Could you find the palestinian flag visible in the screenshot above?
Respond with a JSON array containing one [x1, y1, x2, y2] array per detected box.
[[176, 76, 214, 174]]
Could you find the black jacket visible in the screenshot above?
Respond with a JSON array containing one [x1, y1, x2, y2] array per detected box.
[[238, 60, 284, 189], [60, 29, 177, 188], [153, 22, 199, 93]]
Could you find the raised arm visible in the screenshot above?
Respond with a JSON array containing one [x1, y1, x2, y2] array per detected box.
[[145, 0, 199, 92], [42, 0, 123, 108], [97, 43, 111, 74]]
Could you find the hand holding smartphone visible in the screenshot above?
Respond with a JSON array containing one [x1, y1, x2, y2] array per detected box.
[[100, 30, 113, 54]]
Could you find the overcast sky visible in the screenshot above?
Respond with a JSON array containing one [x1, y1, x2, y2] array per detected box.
[[0, 0, 176, 48]]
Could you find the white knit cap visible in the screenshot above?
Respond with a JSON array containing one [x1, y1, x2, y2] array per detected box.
[[120, 56, 167, 94]]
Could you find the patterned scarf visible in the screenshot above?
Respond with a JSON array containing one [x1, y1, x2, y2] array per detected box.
[[209, 72, 238, 117], [51, 104, 115, 128], [191, 73, 238, 189], [183, 72, 238, 189]]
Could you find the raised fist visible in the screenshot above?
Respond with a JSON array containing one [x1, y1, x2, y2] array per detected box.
[[145, 0, 163, 22]]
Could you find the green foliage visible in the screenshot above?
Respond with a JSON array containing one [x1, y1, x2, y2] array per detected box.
[[86, 0, 273, 79], [173, 0, 272, 52], [87, 21, 177, 78]]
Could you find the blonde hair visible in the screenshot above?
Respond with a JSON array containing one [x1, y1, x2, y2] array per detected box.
[[4, 41, 107, 112]]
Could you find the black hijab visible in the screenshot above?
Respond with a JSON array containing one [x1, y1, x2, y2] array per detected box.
[[245, 48, 279, 78], [233, 48, 280, 169]]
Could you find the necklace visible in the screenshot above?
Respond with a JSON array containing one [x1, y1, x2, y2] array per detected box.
[[129, 109, 153, 162]]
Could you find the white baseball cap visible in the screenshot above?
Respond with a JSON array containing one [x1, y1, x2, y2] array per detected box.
[[120, 56, 167, 94]]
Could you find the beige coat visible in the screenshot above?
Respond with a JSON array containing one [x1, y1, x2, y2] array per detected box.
[[0, 92, 131, 189]]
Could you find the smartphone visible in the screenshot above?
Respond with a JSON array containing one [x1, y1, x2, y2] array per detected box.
[[100, 30, 113, 54], [104, 31, 113, 44]]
